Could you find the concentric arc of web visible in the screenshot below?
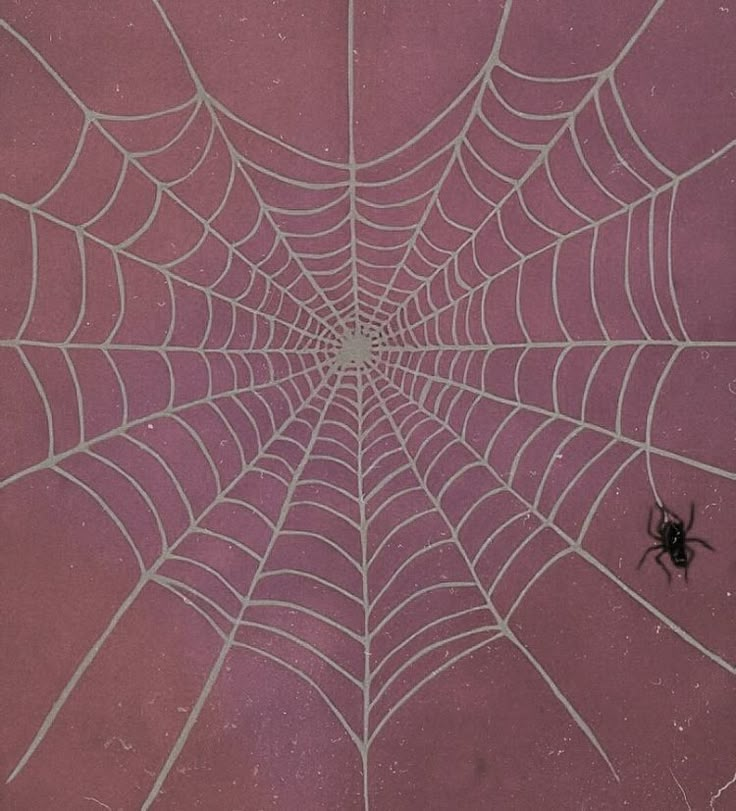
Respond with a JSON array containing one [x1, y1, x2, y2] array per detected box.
[[1, 0, 735, 807]]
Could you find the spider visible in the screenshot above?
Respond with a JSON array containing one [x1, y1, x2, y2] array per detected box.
[[638, 502, 714, 582]]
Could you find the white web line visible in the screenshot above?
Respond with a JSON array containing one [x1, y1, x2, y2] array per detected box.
[[384, 346, 736, 484], [6, 362, 340, 784], [2, 0, 735, 805], [356, 369, 372, 807], [150, 1, 355, 327], [364, 369, 620, 779], [3, 197, 339, 351], [370, 360, 736, 676], [140, 370, 350, 808], [383, 139, 735, 349], [0, 20, 348, 339], [355, 0, 671, 327], [0, 349, 332, 490]]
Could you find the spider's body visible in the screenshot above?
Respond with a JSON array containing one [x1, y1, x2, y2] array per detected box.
[[638, 503, 714, 582], [659, 517, 688, 569]]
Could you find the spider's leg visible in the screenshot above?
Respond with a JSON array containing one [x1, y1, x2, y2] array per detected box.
[[638, 544, 662, 569], [687, 537, 715, 551], [686, 502, 695, 532], [654, 550, 672, 584], [647, 508, 659, 540]]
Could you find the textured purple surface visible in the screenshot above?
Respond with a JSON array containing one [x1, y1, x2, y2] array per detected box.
[[1, 1, 735, 809]]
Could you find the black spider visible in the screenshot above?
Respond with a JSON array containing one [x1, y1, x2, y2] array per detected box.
[[637, 502, 714, 583]]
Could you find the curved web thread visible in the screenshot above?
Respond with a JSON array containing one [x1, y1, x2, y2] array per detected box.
[[360, 370, 615, 772], [139, 367, 349, 808], [381, 132, 732, 351], [0, 19, 347, 343], [0, 26, 353, 488], [1, 341, 327, 490], [207, 99, 357, 325], [9, 134, 342, 349], [152, 0, 361, 329], [379, 343, 735, 488], [369, 354, 735, 672], [356, 4, 732, 343], [355, 5, 668, 326], [1, 0, 735, 806], [360, 373, 502, 747], [5, 351, 334, 782]]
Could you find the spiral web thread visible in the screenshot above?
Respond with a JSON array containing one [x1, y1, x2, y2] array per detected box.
[[1, 1, 734, 805]]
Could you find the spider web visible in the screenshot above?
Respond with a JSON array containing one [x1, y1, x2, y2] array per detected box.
[[1, 1, 735, 808]]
